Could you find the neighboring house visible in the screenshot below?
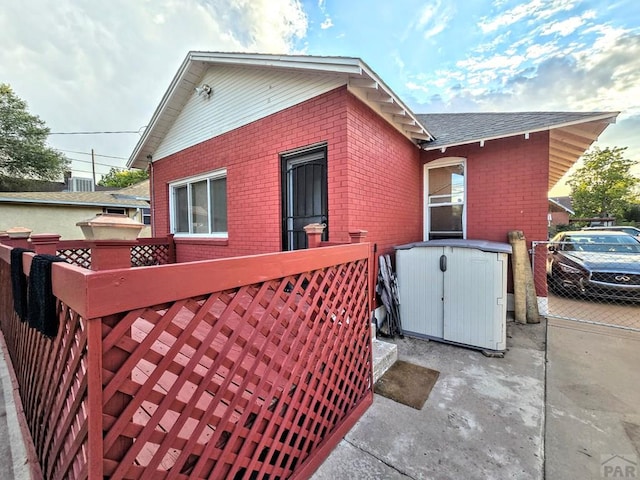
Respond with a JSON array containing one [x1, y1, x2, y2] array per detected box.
[[127, 52, 617, 265], [0, 180, 151, 239], [548, 197, 574, 228]]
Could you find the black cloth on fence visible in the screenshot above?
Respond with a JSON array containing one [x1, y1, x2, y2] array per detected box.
[[10, 247, 33, 322], [27, 254, 67, 338]]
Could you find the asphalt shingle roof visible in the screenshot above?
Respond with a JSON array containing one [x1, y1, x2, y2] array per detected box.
[[0, 180, 150, 208], [416, 112, 616, 149]]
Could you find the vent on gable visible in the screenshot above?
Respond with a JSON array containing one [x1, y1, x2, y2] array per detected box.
[[69, 177, 95, 192]]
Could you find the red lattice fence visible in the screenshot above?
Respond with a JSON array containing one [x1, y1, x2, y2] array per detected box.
[[0, 242, 373, 479], [53, 236, 176, 269]]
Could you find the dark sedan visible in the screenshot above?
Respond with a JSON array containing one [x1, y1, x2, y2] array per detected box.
[[547, 231, 640, 301]]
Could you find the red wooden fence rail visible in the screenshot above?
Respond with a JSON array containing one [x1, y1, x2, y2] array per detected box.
[[0, 242, 373, 479], [0, 234, 177, 269]]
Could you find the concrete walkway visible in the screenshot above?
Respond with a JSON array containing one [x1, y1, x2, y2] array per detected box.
[[545, 317, 640, 480], [313, 321, 547, 480], [0, 333, 39, 480]]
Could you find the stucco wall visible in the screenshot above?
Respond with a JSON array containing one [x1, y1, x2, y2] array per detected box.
[[0, 204, 151, 240]]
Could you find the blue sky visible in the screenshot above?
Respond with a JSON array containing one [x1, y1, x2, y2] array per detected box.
[[1, 0, 639, 193]]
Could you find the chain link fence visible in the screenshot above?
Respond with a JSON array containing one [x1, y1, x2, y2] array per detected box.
[[531, 237, 640, 332]]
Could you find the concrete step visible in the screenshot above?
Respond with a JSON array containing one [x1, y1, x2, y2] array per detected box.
[[371, 321, 397, 384]]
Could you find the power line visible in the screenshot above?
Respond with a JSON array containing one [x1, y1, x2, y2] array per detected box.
[[65, 157, 126, 170], [48, 130, 142, 135], [55, 149, 128, 160]]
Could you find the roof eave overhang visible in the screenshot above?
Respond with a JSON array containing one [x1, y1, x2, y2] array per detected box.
[[548, 198, 575, 215], [420, 112, 618, 190], [420, 112, 618, 153], [128, 53, 435, 169]]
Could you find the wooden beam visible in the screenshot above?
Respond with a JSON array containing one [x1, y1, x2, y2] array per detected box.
[[549, 164, 570, 177], [367, 92, 394, 104], [550, 140, 589, 158], [404, 124, 426, 133], [349, 78, 378, 90], [392, 115, 415, 125], [380, 104, 405, 115], [409, 132, 432, 141], [557, 125, 600, 143], [549, 149, 575, 162], [551, 129, 593, 150]]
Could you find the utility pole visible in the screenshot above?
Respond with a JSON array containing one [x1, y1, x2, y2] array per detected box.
[[91, 148, 96, 188]]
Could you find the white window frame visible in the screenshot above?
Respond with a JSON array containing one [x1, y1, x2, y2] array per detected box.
[[423, 157, 467, 241], [169, 169, 228, 238]]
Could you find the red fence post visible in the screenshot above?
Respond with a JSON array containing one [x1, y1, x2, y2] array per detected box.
[[86, 318, 104, 479], [348, 230, 368, 244], [29, 234, 61, 255], [349, 230, 375, 313], [89, 240, 137, 271], [166, 233, 176, 263], [87, 241, 136, 471], [2, 228, 32, 249], [304, 223, 326, 248]]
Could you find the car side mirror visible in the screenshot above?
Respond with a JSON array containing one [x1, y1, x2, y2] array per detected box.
[[548, 245, 557, 252]]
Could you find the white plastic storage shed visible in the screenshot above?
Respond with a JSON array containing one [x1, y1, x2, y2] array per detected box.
[[395, 239, 512, 352]]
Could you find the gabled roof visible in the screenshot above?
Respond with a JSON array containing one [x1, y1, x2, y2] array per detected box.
[[128, 52, 435, 169], [549, 197, 574, 215], [417, 112, 618, 188], [0, 180, 150, 208]]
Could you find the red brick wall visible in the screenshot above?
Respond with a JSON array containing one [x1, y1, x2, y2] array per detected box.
[[550, 211, 570, 227], [152, 85, 550, 264], [344, 94, 422, 256], [420, 132, 550, 245], [152, 86, 424, 262], [152, 87, 349, 262]]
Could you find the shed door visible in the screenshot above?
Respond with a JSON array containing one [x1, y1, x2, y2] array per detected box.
[[282, 147, 328, 251]]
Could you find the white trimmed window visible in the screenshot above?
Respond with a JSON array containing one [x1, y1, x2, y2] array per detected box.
[[424, 158, 466, 240], [170, 169, 227, 237]]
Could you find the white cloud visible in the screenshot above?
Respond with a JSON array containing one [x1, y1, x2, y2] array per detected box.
[[0, 0, 308, 174], [479, 0, 581, 33], [479, 0, 544, 33], [320, 16, 333, 29], [540, 11, 596, 37], [413, 0, 456, 39]]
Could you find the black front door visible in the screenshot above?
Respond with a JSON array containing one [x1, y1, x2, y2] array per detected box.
[[282, 147, 328, 250]]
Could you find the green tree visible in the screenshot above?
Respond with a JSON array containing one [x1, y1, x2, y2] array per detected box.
[[568, 146, 639, 220], [98, 167, 149, 188], [0, 84, 68, 180]]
